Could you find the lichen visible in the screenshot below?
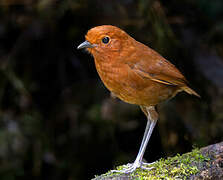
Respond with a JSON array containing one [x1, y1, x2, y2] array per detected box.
[[93, 148, 210, 180]]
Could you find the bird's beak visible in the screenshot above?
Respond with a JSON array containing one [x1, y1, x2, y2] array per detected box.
[[77, 40, 95, 49]]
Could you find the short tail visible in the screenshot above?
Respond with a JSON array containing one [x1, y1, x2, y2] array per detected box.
[[182, 86, 200, 98]]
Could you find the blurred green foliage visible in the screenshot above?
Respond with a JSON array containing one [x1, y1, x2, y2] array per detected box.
[[0, 0, 223, 179]]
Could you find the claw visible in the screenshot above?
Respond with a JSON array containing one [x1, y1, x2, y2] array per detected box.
[[111, 161, 155, 174], [141, 162, 156, 171], [111, 165, 138, 174]]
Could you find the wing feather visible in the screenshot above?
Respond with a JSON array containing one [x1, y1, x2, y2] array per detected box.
[[125, 45, 199, 97]]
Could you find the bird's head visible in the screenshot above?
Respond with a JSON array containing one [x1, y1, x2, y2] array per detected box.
[[77, 25, 131, 59]]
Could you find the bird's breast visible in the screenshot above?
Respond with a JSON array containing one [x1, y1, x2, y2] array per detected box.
[[95, 59, 123, 95]]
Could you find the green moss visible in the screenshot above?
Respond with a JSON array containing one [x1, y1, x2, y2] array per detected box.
[[94, 148, 210, 180]]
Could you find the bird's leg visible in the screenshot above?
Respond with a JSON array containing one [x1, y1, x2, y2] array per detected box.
[[112, 106, 158, 173], [137, 106, 158, 169]]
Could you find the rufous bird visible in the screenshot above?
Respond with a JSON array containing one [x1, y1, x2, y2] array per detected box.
[[77, 25, 199, 173]]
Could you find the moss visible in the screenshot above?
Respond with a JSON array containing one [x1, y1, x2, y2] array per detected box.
[[94, 148, 210, 180]]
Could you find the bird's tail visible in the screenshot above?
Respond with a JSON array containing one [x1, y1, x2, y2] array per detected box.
[[182, 86, 200, 98]]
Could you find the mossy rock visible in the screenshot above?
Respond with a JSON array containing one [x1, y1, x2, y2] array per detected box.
[[93, 142, 223, 180]]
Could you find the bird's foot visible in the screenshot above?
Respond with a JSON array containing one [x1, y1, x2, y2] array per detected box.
[[111, 163, 140, 174], [141, 161, 156, 170], [111, 161, 155, 174]]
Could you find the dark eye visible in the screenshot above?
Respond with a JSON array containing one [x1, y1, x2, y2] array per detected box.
[[102, 36, 110, 44]]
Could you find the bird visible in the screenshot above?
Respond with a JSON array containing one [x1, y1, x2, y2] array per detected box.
[[77, 25, 199, 173]]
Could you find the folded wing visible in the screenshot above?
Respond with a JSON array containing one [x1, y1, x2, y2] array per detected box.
[[126, 49, 200, 97]]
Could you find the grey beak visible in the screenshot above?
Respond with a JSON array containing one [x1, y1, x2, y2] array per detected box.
[[77, 40, 94, 49]]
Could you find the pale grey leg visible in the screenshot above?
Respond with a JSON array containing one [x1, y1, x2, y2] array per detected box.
[[134, 119, 156, 165], [112, 106, 158, 173]]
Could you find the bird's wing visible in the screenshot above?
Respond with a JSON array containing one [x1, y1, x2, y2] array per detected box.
[[127, 54, 200, 97], [126, 50, 200, 97], [128, 65, 187, 86], [127, 56, 188, 87]]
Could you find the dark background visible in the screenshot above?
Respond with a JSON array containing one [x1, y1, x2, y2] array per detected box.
[[0, 0, 223, 179]]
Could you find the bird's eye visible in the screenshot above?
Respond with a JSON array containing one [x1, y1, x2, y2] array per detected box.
[[102, 36, 110, 44]]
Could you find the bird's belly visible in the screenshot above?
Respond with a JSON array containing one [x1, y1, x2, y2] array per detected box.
[[96, 62, 178, 106], [116, 83, 177, 106], [101, 75, 177, 106]]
